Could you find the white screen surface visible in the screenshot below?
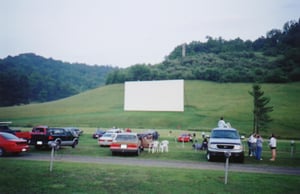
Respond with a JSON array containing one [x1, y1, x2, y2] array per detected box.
[[124, 80, 184, 112]]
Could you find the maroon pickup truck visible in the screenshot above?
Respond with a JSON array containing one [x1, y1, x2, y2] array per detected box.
[[0, 122, 31, 141]]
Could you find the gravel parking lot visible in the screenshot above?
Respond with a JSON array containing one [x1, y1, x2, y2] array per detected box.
[[7, 153, 300, 176]]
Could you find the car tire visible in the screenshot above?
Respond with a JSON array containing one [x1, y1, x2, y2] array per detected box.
[[0, 148, 5, 157], [237, 155, 244, 163], [72, 140, 78, 148], [35, 145, 43, 149], [136, 148, 141, 156], [55, 140, 61, 150], [206, 152, 214, 161]]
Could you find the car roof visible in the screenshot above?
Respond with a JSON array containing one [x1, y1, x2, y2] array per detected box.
[[116, 132, 137, 136], [33, 125, 48, 128], [0, 121, 12, 126], [212, 128, 237, 131]]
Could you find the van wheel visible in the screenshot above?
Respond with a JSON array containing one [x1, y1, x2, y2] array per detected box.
[[136, 148, 141, 156], [55, 140, 61, 150], [0, 148, 5, 157], [238, 155, 244, 163], [72, 140, 78, 148], [206, 152, 214, 161]]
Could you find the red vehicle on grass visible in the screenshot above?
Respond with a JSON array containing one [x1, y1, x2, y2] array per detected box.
[[177, 133, 193, 142], [0, 132, 30, 156], [0, 122, 31, 141]]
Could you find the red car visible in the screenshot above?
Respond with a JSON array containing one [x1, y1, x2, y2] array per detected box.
[[0, 132, 30, 156], [177, 134, 192, 142]]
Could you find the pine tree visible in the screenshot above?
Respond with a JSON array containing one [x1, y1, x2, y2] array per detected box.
[[249, 84, 274, 134]]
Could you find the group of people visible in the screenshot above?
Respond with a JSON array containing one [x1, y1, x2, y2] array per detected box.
[[191, 132, 208, 150], [248, 133, 277, 161]]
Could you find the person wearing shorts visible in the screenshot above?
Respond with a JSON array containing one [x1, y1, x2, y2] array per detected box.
[[269, 133, 277, 161]]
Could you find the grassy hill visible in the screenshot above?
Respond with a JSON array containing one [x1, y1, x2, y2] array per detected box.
[[0, 81, 299, 138]]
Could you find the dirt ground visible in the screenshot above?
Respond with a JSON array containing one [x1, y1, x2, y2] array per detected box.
[[7, 153, 300, 175]]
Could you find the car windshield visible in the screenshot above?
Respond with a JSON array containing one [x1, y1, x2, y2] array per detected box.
[[0, 132, 19, 140], [103, 133, 114, 137], [211, 130, 239, 139], [32, 128, 45, 133], [116, 134, 137, 141]]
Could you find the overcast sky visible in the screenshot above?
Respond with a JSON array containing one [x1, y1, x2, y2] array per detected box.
[[0, 0, 299, 68]]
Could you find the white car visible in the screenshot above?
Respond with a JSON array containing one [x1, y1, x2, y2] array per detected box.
[[98, 133, 117, 147], [106, 128, 123, 133]]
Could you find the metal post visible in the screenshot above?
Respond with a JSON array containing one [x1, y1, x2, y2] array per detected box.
[[291, 140, 295, 158], [225, 157, 229, 184], [224, 151, 231, 184], [50, 146, 54, 172], [49, 142, 56, 172]]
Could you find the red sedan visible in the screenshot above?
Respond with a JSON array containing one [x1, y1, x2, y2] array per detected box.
[[0, 132, 29, 156], [177, 134, 192, 142]]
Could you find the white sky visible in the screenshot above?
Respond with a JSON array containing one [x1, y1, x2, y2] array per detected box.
[[0, 0, 299, 68]]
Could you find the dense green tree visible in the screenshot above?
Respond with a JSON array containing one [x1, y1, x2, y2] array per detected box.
[[249, 84, 274, 134]]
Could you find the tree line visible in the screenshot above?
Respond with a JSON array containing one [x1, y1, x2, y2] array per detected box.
[[1, 19, 299, 106], [0, 53, 115, 106], [106, 19, 300, 84]]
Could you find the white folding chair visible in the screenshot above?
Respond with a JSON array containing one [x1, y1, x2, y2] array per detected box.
[[160, 140, 169, 152], [152, 141, 160, 153]]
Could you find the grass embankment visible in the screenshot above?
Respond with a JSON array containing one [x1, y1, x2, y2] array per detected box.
[[1, 159, 299, 194], [0, 81, 299, 138]]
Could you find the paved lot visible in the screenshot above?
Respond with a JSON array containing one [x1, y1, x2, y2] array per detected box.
[[8, 153, 300, 175]]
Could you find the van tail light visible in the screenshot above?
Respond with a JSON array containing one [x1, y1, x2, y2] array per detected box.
[[48, 136, 53, 140]]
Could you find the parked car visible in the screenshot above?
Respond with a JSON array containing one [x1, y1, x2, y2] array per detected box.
[[110, 133, 142, 156], [0, 122, 31, 141], [206, 128, 244, 163], [64, 127, 82, 137], [0, 132, 30, 156], [177, 134, 192, 142], [30, 126, 79, 149], [137, 133, 154, 150], [64, 127, 83, 136], [98, 133, 117, 147], [145, 130, 159, 140], [106, 128, 123, 134], [92, 129, 106, 139], [137, 130, 160, 150]]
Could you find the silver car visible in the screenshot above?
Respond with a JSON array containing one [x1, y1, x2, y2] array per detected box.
[[206, 128, 244, 163]]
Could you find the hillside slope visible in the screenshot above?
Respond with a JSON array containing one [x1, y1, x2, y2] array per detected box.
[[0, 53, 115, 106], [0, 81, 299, 138]]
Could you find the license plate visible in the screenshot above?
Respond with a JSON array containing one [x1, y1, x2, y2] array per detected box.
[[121, 144, 127, 149], [37, 141, 42, 145]]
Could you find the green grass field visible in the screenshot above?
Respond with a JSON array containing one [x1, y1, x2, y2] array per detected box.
[[0, 130, 299, 194], [1, 81, 299, 193], [1, 159, 299, 194], [1, 81, 299, 139]]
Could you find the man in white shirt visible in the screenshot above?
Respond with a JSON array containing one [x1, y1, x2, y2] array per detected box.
[[218, 117, 228, 128]]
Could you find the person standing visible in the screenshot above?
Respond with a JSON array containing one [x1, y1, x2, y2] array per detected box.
[[218, 117, 228, 128], [269, 133, 277, 161], [251, 134, 257, 157], [256, 134, 263, 160], [247, 133, 256, 156]]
